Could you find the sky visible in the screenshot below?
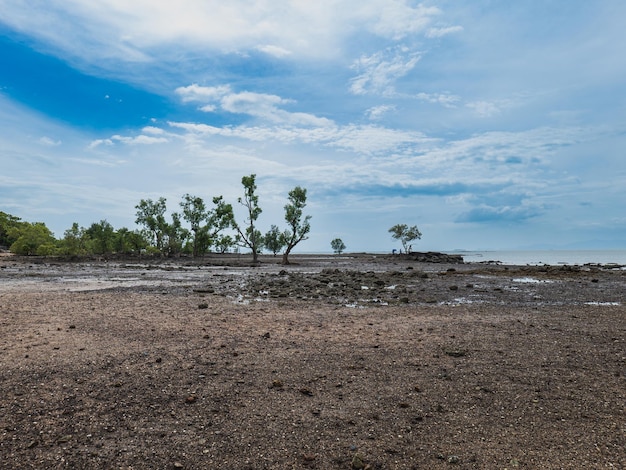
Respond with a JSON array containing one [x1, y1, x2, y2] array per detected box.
[[1, 0, 625, 252]]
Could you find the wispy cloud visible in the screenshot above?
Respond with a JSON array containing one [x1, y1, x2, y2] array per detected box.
[[425, 25, 464, 38], [366, 105, 396, 120], [175, 84, 332, 126], [350, 47, 421, 95]]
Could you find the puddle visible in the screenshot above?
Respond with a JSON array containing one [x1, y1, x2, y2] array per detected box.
[[512, 277, 555, 284]]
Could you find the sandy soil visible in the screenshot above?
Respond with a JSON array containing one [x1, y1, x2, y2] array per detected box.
[[1, 253, 625, 469]]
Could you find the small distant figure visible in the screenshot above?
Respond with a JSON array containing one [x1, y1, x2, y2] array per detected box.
[[408, 244, 413, 254], [392, 248, 397, 255]]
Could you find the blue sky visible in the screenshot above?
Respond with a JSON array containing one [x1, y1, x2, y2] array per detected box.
[[1, 0, 625, 252]]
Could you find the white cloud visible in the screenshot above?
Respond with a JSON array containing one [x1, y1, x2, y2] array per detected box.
[[141, 126, 165, 135], [167, 120, 433, 155], [366, 105, 396, 120], [466, 100, 502, 118], [350, 48, 421, 95], [425, 25, 464, 38], [39, 136, 62, 146], [110, 134, 169, 145], [369, 2, 441, 40], [416, 92, 460, 108], [175, 84, 231, 103], [176, 84, 333, 127], [255, 45, 292, 58], [88, 138, 114, 149], [0, 0, 449, 63]]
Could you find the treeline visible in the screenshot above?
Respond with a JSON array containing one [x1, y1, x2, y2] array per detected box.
[[0, 175, 311, 264]]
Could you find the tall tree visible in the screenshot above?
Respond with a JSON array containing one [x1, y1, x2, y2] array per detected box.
[[280, 186, 311, 265], [231, 174, 263, 262], [135, 198, 168, 254], [180, 194, 209, 257]]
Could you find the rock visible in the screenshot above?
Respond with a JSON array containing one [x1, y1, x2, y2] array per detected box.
[[351, 454, 365, 469]]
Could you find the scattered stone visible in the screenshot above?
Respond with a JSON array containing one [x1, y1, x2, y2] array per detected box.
[[57, 435, 72, 444], [351, 454, 366, 469], [299, 387, 314, 396], [185, 395, 197, 404], [198, 303, 209, 309], [444, 349, 467, 358]]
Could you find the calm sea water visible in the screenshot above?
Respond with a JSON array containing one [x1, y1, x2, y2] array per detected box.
[[457, 250, 626, 266]]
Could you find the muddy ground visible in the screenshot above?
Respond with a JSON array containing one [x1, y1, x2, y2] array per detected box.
[[0, 253, 625, 469]]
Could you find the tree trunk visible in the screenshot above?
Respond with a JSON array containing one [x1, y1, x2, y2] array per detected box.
[[282, 250, 291, 265]]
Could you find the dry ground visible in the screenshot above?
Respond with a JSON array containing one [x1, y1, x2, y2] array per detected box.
[[0, 254, 625, 469]]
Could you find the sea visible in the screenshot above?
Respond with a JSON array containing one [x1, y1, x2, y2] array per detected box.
[[455, 250, 626, 266]]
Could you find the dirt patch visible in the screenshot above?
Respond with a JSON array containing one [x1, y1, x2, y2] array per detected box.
[[1, 254, 625, 468]]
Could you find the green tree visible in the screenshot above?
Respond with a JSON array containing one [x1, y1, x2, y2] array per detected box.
[[86, 220, 116, 255], [330, 238, 346, 254], [180, 194, 209, 257], [388, 224, 422, 253], [214, 234, 235, 253], [0, 211, 23, 247], [232, 174, 263, 263], [264, 225, 285, 256], [8, 222, 56, 255], [163, 212, 189, 257], [135, 198, 168, 254], [207, 196, 235, 248], [126, 230, 149, 256], [280, 186, 311, 265], [60, 222, 89, 256]]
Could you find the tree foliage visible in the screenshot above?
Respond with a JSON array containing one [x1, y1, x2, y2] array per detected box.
[[0, 211, 23, 247], [388, 224, 422, 253], [180, 194, 208, 257], [135, 198, 168, 254], [232, 174, 264, 262], [8, 222, 56, 255], [264, 225, 285, 256], [280, 186, 311, 265], [331, 238, 346, 254]]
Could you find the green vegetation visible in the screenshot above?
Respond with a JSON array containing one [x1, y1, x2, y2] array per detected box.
[[389, 224, 422, 253], [231, 174, 264, 263], [330, 238, 346, 254], [1, 176, 322, 260], [280, 186, 311, 265], [264, 225, 285, 256]]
